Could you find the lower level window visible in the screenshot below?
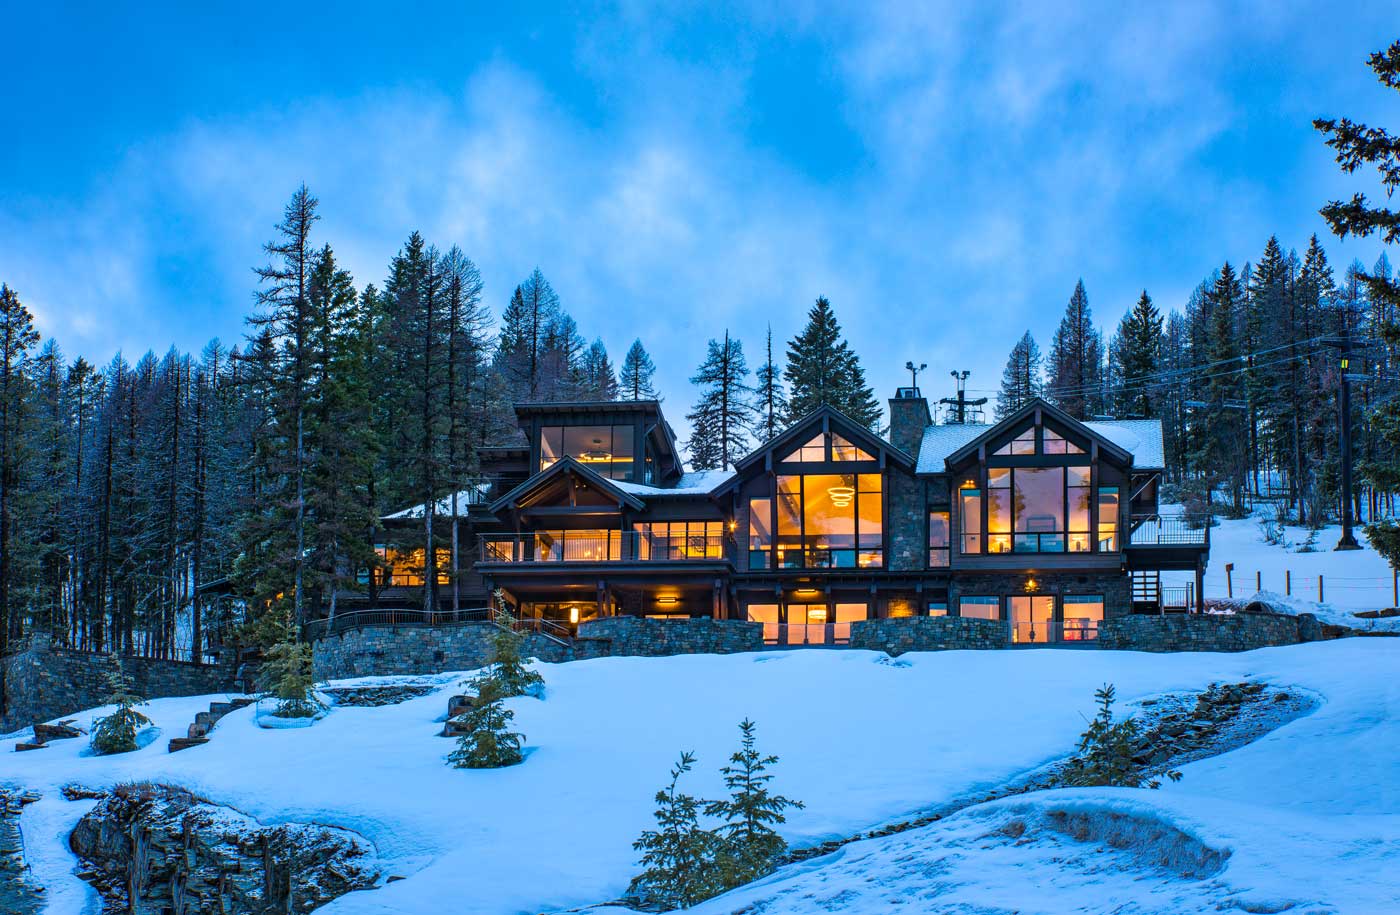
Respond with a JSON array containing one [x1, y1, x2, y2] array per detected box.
[[1063, 594, 1104, 641], [928, 601, 948, 616], [958, 596, 1000, 620]]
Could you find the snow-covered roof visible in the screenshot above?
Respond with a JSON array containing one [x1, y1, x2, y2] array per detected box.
[[383, 485, 489, 520], [915, 418, 1166, 473], [612, 469, 735, 498]]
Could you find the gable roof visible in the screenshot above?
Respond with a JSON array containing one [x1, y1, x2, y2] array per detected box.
[[383, 484, 490, 521], [487, 456, 646, 514], [918, 399, 1165, 472], [728, 405, 916, 477]]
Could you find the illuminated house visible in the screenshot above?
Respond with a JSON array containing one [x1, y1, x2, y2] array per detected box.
[[358, 389, 1208, 646]]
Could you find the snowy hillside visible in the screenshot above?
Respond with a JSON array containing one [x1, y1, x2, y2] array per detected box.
[[5, 640, 1400, 915]]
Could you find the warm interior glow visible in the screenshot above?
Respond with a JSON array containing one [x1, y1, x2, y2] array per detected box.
[[826, 484, 856, 507], [569, 605, 580, 624], [657, 596, 678, 604]]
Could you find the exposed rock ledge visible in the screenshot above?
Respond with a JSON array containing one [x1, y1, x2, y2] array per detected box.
[[70, 782, 381, 914]]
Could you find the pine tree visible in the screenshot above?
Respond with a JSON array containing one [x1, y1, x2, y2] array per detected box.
[[0, 284, 39, 707], [579, 338, 618, 400], [751, 325, 787, 443], [90, 659, 151, 755], [447, 689, 524, 769], [495, 268, 561, 399], [477, 604, 545, 699], [1061, 684, 1181, 789], [686, 331, 754, 471], [258, 622, 318, 718], [1109, 292, 1164, 418], [628, 751, 723, 909], [706, 719, 804, 889], [996, 331, 1042, 419], [1047, 280, 1105, 419], [620, 338, 659, 401], [783, 297, 880, 428]]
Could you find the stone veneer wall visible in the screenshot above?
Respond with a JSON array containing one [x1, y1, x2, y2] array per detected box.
[[1, 634, 237, 734], [1096, 612, 1310, 652], [312, 617, 765, 680], [849, 616, 1006, 655]]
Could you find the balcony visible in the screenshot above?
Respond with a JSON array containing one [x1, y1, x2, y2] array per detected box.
[[1128, 516, 1210, 547], [479, 531, 730, 564]]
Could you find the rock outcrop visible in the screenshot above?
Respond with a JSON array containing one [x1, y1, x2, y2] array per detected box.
[[70, 783, 380, 914]]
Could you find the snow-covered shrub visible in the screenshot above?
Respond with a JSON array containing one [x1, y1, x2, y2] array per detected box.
[[1061, 684, 1181, 790], [90, 662, 151, 756]]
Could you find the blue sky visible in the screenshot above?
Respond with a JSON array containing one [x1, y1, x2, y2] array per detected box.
[[2, 2, 1396, 416]]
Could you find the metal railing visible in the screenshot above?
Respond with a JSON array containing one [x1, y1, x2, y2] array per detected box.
[[1129, 515, 1210, 547], [303, 606, 493, 641], [480, 532, 728, 563]]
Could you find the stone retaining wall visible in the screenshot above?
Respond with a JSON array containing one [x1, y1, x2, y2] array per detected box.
[[313, 616, 766, 680], [1, 635, 238, 734], [1096, 612, 1310, 652], [848, 616, 1006, 655]]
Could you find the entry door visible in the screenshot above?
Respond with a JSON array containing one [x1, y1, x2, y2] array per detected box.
[[1010, 596, 1056, 644], [786, 604, 828, 645]]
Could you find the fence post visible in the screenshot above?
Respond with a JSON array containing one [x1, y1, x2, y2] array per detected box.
[[1225, 563, 1234, 598], [1286, 570, 1291, 596], [1394, 569, 1398, 609], [1256, 571, 1262, 592], [1319, 575, 1324, 604]]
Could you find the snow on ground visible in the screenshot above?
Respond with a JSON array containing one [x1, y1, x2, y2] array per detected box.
[[1163, 506, 1397, 615], [4, 640, 1400, 914]]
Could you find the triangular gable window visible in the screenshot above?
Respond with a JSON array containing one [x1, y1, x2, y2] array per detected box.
[[831, 433, 874, 462], [781, 433, 827, 463], [1043, 428, 1084, 455], [993, 427, 1036, 456]]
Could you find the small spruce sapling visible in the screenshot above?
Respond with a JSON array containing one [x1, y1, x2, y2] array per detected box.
[[1062, 684, 1182, 789], [481, 603, 544, 699], [448, 684, 525, 769], [706, 719, 803, 889], [259, 636, 319, 718], [90, 661, 151, 755], [629, 751, 723, 910]]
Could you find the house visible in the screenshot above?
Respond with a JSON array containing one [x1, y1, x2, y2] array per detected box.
[[345, 387, 1208, 647]]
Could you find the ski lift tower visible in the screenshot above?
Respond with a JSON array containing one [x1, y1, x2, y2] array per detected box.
[[940, 370, 987, 424]]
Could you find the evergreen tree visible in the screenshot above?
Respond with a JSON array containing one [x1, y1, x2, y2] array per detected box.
[[579, 338, 618, 400], [89, 660, 151, 755], [1047, 280, 1105, 419], [447, 690, 525, 769], [629, 751, 723, 909], [259, 622, 318, 718], [1061, 684, 1181, 789], [477, 603, 545, 699], [620, 338, 659, 401], [0, 284, 39, 702], [706, 719, 804, 889], [751, 325, 787, 443], [1193, 263, 1250, 514], [996, 331, 1042, 419], [686, 331, 754, 471], [783, 297, 880, 428], [495, 268, 561, 399], [1109, 291, 1163, 418]]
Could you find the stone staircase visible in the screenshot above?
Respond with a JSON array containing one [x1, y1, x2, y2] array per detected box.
[[13, 719, 83, 752], [168, 697, 256, 753]]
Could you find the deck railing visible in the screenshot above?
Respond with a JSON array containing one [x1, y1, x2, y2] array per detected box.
[[759, 622, 855, 647], [480, 532, 728, 564], [1129, 515, 1210, 547], [1010, 619, 1100, 644]]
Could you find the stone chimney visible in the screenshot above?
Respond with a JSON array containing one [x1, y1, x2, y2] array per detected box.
[[888, 387, 931, 457]]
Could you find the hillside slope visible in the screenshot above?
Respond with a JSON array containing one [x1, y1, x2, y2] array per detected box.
[[4, 640, 1399, 914]]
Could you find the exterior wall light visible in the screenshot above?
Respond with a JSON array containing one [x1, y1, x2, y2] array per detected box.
[[657, 596, 678, 605], [569, 605, 580, 624], [1024, 577, 1039, 593]]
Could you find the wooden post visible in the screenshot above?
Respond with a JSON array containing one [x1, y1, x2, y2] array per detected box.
[[1319, 575, 1324, 604], [1225, 563, 1234, 598], [1256, 571, 1262, 592], [1286, 570, 1291, 596], [1394, 569, 1398, 609]]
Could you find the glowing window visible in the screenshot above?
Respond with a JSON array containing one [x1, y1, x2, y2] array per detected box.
[[959, 596, 1000, 620], [832, 434, 874, 462], [782, 434, 827, 463]]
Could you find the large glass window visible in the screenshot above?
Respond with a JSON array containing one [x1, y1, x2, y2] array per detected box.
[[781, 434, 827, 463], [988, 469, 1011, 553], [1068, 466, 1092, 553], [770, 473, 883, 568], [369, 546, 451, 586], [994, 427, 1036, 456], [1098, 487, 1120, 551], [780, 431, 877, 464], [928, 511, 950, 567], [1010, 595, 1055, 643], [748, 497, 773, 570], [1044, 428, 1085, 455], [539, 424, 635, 479], [747, 603, 780, 644], [1014, 467, 1066, 552], [635, 521, 723, 560], [960, 485, 982, 554], [959, 596, 1000, 620]]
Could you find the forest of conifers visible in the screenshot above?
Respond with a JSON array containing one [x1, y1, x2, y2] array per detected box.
[[1, 42, 1398, 664]]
